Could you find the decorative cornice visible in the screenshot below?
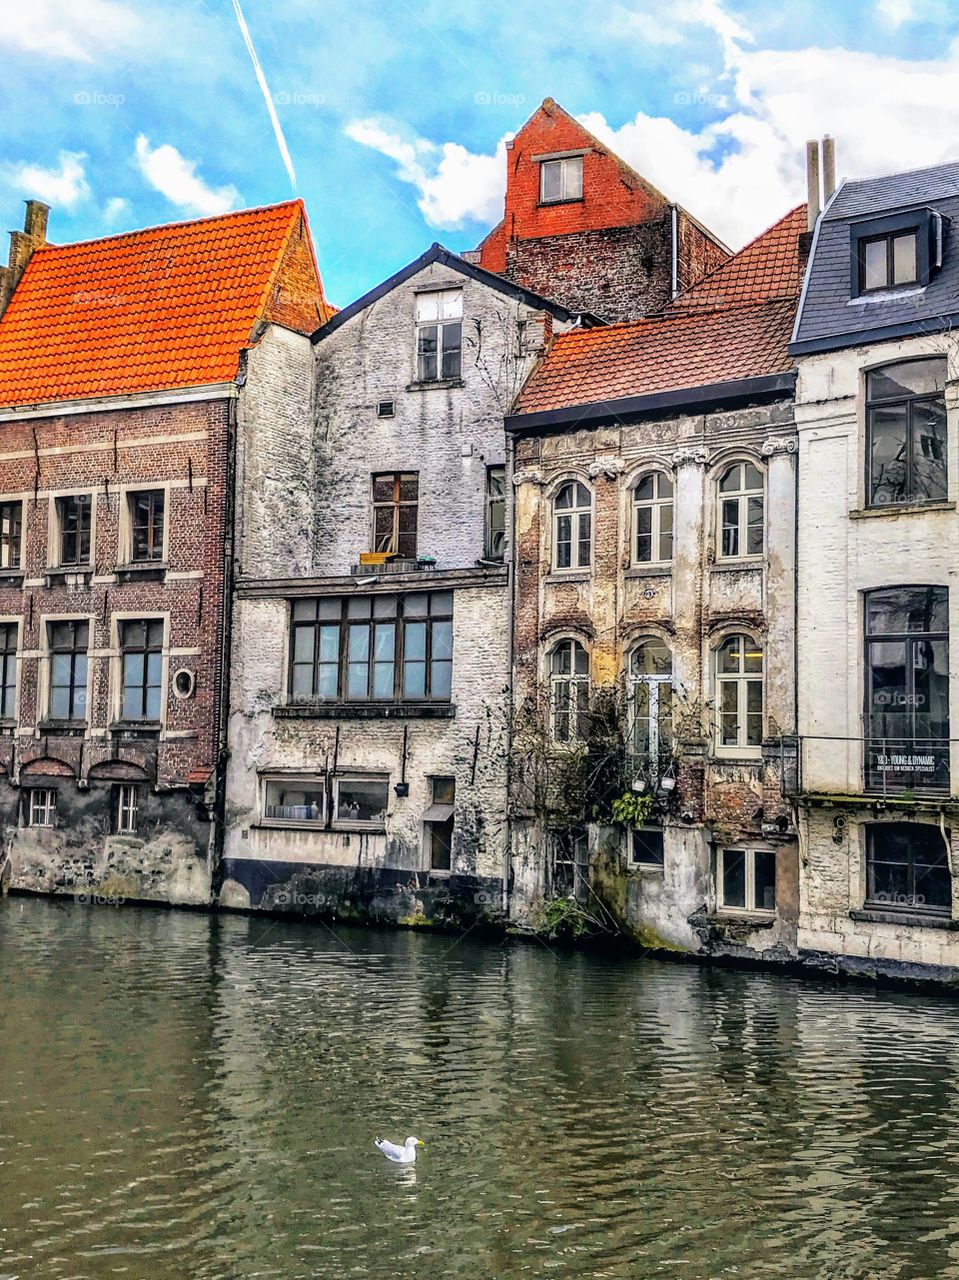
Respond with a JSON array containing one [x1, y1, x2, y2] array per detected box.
[[671, 446, 709, 467], [512, 469, 545, 487], [761, 437, 798, 457], [587, 456, 626, 480]]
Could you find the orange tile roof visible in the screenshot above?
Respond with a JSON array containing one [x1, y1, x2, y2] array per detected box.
[[0, 200, 323, 408], [513, 205, 807, 416]]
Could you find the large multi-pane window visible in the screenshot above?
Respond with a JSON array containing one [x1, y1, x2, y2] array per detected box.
[[629, 639, 673, 762], [866, 823, 951, 914], [553, 481, 591, 571], [129, 490, 165, 562], [633, 472, 673, 565], [0, 622, 16, 718], [263, 778, 326, 827], [485, 466, 506, 561], [866, 359, 947, 508], [289, 593, 453, 703], [0, 500, 22, 570], [864, 585, 949, 794], [120, 619, 164, 721], [718, 462, 763, 559], [333, 776, 389, 828], [56, 494, 92, 567], [48, 620, 88, 720], [372, 473, 418, 558], [715, 634, 763, 754], [549, 639, 590, 743], [415, 289, 462, 382]]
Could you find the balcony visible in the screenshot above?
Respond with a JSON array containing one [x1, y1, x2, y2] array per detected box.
[[788, 735, 953, 802]]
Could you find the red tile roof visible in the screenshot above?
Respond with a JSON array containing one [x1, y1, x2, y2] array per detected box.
[[513, 205, 807, 416], [0, 200, 327, 408]]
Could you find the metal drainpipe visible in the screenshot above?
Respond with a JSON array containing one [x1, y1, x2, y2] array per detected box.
[[503, 430, 517, 917], [211, 391, 239, 901]]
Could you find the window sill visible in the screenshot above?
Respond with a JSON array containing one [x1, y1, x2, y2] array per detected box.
[[109, 722, 161, 739], [255, 820, 326, 832], [712, 910, 776, 928], [405, 378, 464, 392], [848, 285, 925, 305], [537, 197, 585, 207], [710, 558, 763, 573], [850, 907, 957, 930], [275, 702, 455, 720], [116, 561, 168, 580], [629, 861, 664, 875], [0, 569, 24, 581], [545, 571, 590, 585], [37, 719, 87, 735], [849, 500, 955, 520], [46, 565, 93, 582], [625, 565, 672, 580], [711, 751, 763, 764]]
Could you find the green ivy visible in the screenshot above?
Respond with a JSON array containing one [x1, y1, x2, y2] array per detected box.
[[610, 790, 655, 829]]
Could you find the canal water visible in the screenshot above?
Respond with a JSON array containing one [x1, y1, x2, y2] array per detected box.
[[3, 899, 959, 1279]]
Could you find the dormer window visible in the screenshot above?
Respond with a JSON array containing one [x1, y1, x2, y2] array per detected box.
[[859, 230, 918, 293], [540, 155, 583, 204]]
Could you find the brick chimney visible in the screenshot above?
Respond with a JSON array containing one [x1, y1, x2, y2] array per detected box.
[[0, 200, 50, 316]]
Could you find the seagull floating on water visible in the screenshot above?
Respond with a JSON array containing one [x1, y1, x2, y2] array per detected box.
[[374, 1136, 425, 1163]]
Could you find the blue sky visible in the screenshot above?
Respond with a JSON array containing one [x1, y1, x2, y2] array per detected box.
[[3, 0, 959, 306]]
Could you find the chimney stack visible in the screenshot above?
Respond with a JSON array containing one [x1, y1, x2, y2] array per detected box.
[[0, 199, 50, 317], [805, 136, 838, 233]]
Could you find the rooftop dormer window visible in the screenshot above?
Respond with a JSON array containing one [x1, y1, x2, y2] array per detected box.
[[540, 155, 583, 205], [850, 208, 943, 298], [859, 230, 918, 293]]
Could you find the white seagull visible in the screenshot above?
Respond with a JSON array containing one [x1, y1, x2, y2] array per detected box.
[[374, 1135, 425, 1163]]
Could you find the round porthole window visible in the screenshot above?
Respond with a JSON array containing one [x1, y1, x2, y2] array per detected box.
[[173, 668, 196, 700]]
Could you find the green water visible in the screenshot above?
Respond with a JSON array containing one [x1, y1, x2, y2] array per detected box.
[[3, 896, 959, 1278]]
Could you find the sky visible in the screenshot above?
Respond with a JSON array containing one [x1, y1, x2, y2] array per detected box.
[[2, 0, 959, 307]]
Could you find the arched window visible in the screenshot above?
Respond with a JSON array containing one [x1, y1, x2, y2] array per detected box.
[[553, 481, 591, 571], [866, 359, 947, 507], [633, 472, 673, 565], [718, 462, 763, 559], [715, 634, 763, 753], [549, 639, 589, 743], [629, 639, 673, 761]]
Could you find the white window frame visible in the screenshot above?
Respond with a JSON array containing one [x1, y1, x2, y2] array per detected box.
[[630, 826, 665, 870], [548, 639, 590, 744], [115, 784, 139, 834], [47, 489, 96, 571], [414, 288, 463, 384], [552, 480, 592, 572], [716, 847, 777, 915], [27, 787, 56, 828], [261, 775, 327, 829], [632, 471, 673, 566], [716, 462, 764, 561], [540, 155, 583, 204], [332, 774, 390, 831], [0, 616, 20, 721], [41, 613, 93, 725], [628, 639, 673, 761], [110, 612, 169, 728], [0, 493, 26, 572], [714, 634, 764, 759]]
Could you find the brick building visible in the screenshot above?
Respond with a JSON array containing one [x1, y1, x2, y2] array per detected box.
[[504, 205, 808, 961], [222, 245, 586, 922], [472, 97, 730, 322], [0, 199, 329, 904]]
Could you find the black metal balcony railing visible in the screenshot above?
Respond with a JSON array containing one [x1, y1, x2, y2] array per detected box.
[[789, 736, 953, 800]]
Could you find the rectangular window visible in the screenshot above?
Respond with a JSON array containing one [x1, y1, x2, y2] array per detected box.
[[631, 827, 665, 868], [550, 828, 588, 898], [867, 360, 947, 508], [115, 784, 139, 835], [717, 848, 776, 913], [289, 592, 453, 703], [415, 289, 462, 382], [27, 787, 56, 828], [333, 776, 389, 829], [425, 776, 455, 871], [120, 619, 164, 721], [866, 822, 951, 914], [129, 490, 165, 562], [48, 620, 89, 720], [263, 777, 326, 827], [0, 622, 16, 718], [540, 156, 583, 203], [0, 500, 23, 570], [485, 465, 506, 561], [56, 494, 92, 567], [859, 230, 919, 292], [372, 472, 418, 558]]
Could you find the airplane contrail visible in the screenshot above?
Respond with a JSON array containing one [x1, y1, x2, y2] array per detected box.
[[231, 0, 298, 191]]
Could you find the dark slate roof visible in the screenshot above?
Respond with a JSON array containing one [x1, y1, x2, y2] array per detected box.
[[792, 162, 959, 355]]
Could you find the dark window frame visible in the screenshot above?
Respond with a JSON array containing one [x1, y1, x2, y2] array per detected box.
[[372, 472, 418, 559], [630, 827, 665, 868], [865, 822, 952, 915], [47, 619, 89, 721], [849, 208, 938, 298], [0, 621, 17, 719], [55, 493, 92, 568], [485, 464, 506, 561], [128, 489, 166, 563], [865, 358, 947, 508], [119, 618, 164, 722]]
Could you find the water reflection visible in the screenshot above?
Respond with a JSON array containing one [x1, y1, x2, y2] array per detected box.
[[3, 898, 959, 1278]]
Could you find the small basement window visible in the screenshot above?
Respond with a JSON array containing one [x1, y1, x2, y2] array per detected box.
[[376, 400, 395, 418], [630, 827, 665, 869]]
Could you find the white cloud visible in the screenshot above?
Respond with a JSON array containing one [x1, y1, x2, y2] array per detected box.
[[7, 150, 90, 209], [103, 196, 130, 226], [134, 136, 239, 217], [345, 119, 507, 229], [346, 5, 959, 249], [0, 0, 143, 61]]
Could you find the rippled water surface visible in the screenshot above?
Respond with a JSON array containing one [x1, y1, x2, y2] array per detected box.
[[4, 899, 959, 1278]]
